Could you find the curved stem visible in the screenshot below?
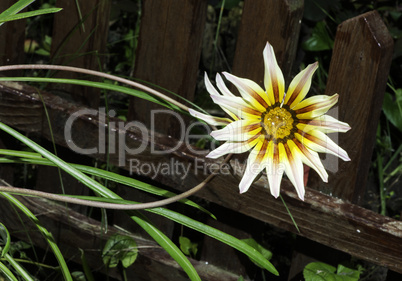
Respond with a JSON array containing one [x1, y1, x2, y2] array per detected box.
[[0, 64, 189, 112], [0, 155, 232, 210]]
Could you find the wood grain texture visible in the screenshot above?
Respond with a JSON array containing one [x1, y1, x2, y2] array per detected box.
[[50, 0, 111, 108], [231, 0, 304, 84], [0, 82, 401, 273], [0, 195, 240, 281], [128, 0, 207, 137], [310, 11, 394, 203], [0, 0, 26, 76]]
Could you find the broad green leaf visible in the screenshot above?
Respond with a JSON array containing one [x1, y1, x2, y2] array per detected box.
[[383, 90, 402, 132], [303, 262, 337, 281], [336, 264, 360, 281], [302, 21, 334, 51], [179, 236, 198, 257], [102, 234, 138, 268], [304, 262, 360, 281]]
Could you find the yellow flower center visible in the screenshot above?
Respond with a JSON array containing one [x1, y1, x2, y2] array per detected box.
[[261, 105, 297, 143]]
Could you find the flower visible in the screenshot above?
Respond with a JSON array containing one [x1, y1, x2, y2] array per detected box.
[[190, 42, 351, 200]]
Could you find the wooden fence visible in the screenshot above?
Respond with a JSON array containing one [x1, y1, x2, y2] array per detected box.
[[0, 0, 401, 280]]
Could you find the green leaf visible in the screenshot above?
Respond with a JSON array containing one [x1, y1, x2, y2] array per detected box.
[[0, 223, 11, 257], [0, 260, 18, 281], [179, 236, 198, 257], [0, 193, 72, 280], [383, 90, 402, 132], [303, 262, 337, 281], [336, 264, 361, 281], [302, 21, 334, 51], [0, 8, 63, 24], [241, 238, 272, 265], [102, 234, 138, 268], [304, 262, 360, 281]]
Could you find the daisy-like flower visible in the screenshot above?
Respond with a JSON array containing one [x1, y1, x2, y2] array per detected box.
[[190, 42, 351, 200]]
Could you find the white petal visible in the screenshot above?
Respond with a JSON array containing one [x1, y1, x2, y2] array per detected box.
[[210, 94, 262, 119], [206, 139, 258, 159], [263, 42, 285, 104], [266, 142, 284, 198], [298, 114, 351, 133], [189, 108, 232, 126], [288, 140, 328, 183], [223, 72, 270, 111], [239, 140, 267, 193], [216, 73, 236, 97], [279, 143, 305, 200], [296, 130, 350, 161]]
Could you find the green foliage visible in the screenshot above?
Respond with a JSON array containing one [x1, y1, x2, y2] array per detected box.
[[179, 236, 198, 257], [0, 0, 61, 26], [303, 262, 361, 281], [302, 21, 334, 51], [102, 234, 138, 269], [241, 238, 272, 264], [383, 88, 402, 132]]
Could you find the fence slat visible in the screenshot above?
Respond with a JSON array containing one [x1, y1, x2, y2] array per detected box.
[[0, 0, 26, 76], [309, 11, 394, 203], [128, 0, 207, 137], [50, 0, 111, 108], [232, 0, 303, 84]]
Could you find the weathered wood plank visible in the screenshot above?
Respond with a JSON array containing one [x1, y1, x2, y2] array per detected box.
[[0, 195, 240, 281], [50, 0, 111, 108], [0, 0, 26, 76], [232, 0, 304, 83], [128, 0, 207, 137], [309, 11, 394, 203], [0, 81, 401, 273]]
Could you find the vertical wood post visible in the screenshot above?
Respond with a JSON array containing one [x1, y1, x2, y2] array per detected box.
[[50, 0, 111, 108], [0, 0, 26, 76], [231, 0, 304, 84], [311, 11, 393, 203], [128, 0, 207, 137]]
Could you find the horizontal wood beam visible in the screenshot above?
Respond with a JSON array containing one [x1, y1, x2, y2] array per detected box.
[[0, 81, 401, 273]]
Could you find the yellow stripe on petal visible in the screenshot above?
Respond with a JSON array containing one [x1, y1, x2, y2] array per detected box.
[[294, 94, 339, 119], [223, 72, 270, 111], [285, 62, 318, 108], [263, 42, 285, 104]]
